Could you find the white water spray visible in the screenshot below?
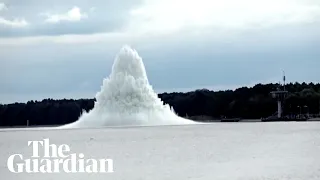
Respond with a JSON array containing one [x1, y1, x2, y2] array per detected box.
[[61, 45, 196, 128]]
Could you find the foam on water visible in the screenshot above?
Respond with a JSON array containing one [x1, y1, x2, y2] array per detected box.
[[61, 45, 196, 128]]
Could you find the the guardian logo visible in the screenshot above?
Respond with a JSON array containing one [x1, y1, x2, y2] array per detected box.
[[7, 139, 114, 173]]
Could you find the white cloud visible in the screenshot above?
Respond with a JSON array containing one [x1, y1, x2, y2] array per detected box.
[[1, 0, 320, 46], [0, 3, 29, 27], [44, 6, 88, 23], [127, 0, 320, 34], [0, 2, 7, 11], [0, 17, 28, 27]]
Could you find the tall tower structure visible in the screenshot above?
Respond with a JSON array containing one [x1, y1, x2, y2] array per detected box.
[[283, 71, 286, 91], [270, 71, 288, 118]]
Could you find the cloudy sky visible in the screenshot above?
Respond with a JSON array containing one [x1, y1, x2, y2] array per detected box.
[[1, 0, 320, 103]]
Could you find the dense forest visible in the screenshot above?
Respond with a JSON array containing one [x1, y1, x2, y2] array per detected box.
[[0, 82, 320, 127]]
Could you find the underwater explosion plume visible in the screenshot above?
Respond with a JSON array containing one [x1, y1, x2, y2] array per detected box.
[[61, 46, 196, 128]]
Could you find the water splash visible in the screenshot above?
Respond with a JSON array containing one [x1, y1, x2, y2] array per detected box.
[[61, 45, 196, 128]]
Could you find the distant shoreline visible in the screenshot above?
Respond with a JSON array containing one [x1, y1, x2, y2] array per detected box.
[[1, 82, 319, 127], [1, 118, 320, 130]]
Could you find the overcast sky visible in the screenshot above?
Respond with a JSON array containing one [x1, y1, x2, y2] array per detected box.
[[1, 0, 320, 103]]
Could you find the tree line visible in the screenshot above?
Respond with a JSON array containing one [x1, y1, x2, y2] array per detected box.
[[0, 82, 320, 127]]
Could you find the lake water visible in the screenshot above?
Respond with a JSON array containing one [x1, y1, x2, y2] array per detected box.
[[0, 122, 319, 180]]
